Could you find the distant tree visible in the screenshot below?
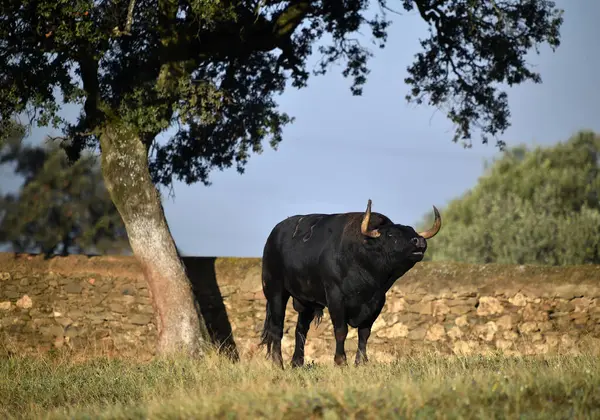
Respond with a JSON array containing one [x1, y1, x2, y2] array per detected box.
[[0, 132, 130, 256], [0, 120, 26, 152], [417, 131, 600, 266], [0, 0, 564, 356]]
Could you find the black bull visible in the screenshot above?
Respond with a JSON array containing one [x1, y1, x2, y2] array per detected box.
[[259, 199, 442, 368]]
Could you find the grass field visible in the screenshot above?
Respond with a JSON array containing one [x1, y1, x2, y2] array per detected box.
[[1, 350, 599, 420]]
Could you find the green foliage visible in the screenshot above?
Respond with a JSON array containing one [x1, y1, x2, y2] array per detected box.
[[0, 132, 130, 256], [418, 130, 600, 266], [0, 0, 564, 187], [0, 120, 26, 151]]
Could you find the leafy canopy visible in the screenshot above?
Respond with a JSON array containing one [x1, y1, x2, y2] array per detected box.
[[0, 0, 563, 186], [0, 130, 130, 256], [418, 131, 600, 266]]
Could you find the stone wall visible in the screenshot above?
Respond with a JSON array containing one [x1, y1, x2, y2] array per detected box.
[[1, 253, 600, 362]]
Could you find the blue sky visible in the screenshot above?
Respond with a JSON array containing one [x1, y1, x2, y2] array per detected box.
[[1, 1, 599, 257]]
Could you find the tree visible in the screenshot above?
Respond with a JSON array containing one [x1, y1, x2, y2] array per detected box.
[[0, 131, 130, 256], [0, 120, 25, 153], [417, 130, 600, 266], [0, 0, 564, 356]]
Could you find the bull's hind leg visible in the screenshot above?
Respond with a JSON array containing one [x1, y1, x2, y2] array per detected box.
[[260, 257, 290, 369], [291, 299, 322, 368], [261, 291, 290, 369]]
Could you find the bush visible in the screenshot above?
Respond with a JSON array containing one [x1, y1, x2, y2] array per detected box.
[[419, 130, 600, 265]]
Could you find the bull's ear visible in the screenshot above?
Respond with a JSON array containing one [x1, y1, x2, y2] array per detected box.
[[361, 199, 381, 238]]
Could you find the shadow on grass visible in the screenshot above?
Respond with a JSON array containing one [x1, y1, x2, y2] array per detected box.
[[182, 256, 240, 362]]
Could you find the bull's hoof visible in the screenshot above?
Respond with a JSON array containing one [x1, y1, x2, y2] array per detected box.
[[291, 357, 304, 369], [271, 355, 285, 370], [354, 354, 369, 366], [334, 354, 348, 367]]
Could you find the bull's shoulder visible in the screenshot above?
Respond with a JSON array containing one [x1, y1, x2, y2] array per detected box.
[[271, 211, 393, 238], [279, 213, 333, 226], [270, 213, 337, 236]]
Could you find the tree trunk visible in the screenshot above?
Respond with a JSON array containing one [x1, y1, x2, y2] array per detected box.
[[99, 122, 210, 357]]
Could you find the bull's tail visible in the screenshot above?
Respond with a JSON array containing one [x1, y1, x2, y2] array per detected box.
[[259, 301, 273, 356], [314, 307, 324, 328]]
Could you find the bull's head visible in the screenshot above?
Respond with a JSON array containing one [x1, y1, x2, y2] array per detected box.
[[360, 199, 442, 261]]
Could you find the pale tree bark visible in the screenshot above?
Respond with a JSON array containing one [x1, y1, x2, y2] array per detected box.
[[99, 122, 210, 357]]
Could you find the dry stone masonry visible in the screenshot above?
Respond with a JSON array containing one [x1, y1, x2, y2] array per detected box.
[[1, 253, 600, 362]]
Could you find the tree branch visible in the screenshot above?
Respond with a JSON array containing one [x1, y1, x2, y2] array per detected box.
[[112, 0, 136, 37], [414, 0, 443, 24], [78, 51, 101, 130], [166, 0, 314, 64], [271, 0, 313, 41]]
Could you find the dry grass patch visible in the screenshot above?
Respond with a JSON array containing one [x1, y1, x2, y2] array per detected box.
[[1, 350, 599, 419]]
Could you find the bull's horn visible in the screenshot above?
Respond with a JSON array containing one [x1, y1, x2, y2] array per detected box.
[[361, 199, 381, 238], [418, 205, 442, 239]]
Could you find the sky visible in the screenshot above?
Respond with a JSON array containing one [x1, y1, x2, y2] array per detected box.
[[1, 1, 599, 257]]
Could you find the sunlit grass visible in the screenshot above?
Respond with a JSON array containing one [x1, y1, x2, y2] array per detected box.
[[1, 349, 599, 419]]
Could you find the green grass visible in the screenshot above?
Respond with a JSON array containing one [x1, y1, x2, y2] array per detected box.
[[1, 351, 599, 419]]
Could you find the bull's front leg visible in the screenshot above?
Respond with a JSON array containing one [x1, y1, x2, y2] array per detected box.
[[326, 288, 348, 366], [354, 298, 385, 366], [355, 326, 371, 366], [333, 321, 348, 366]]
